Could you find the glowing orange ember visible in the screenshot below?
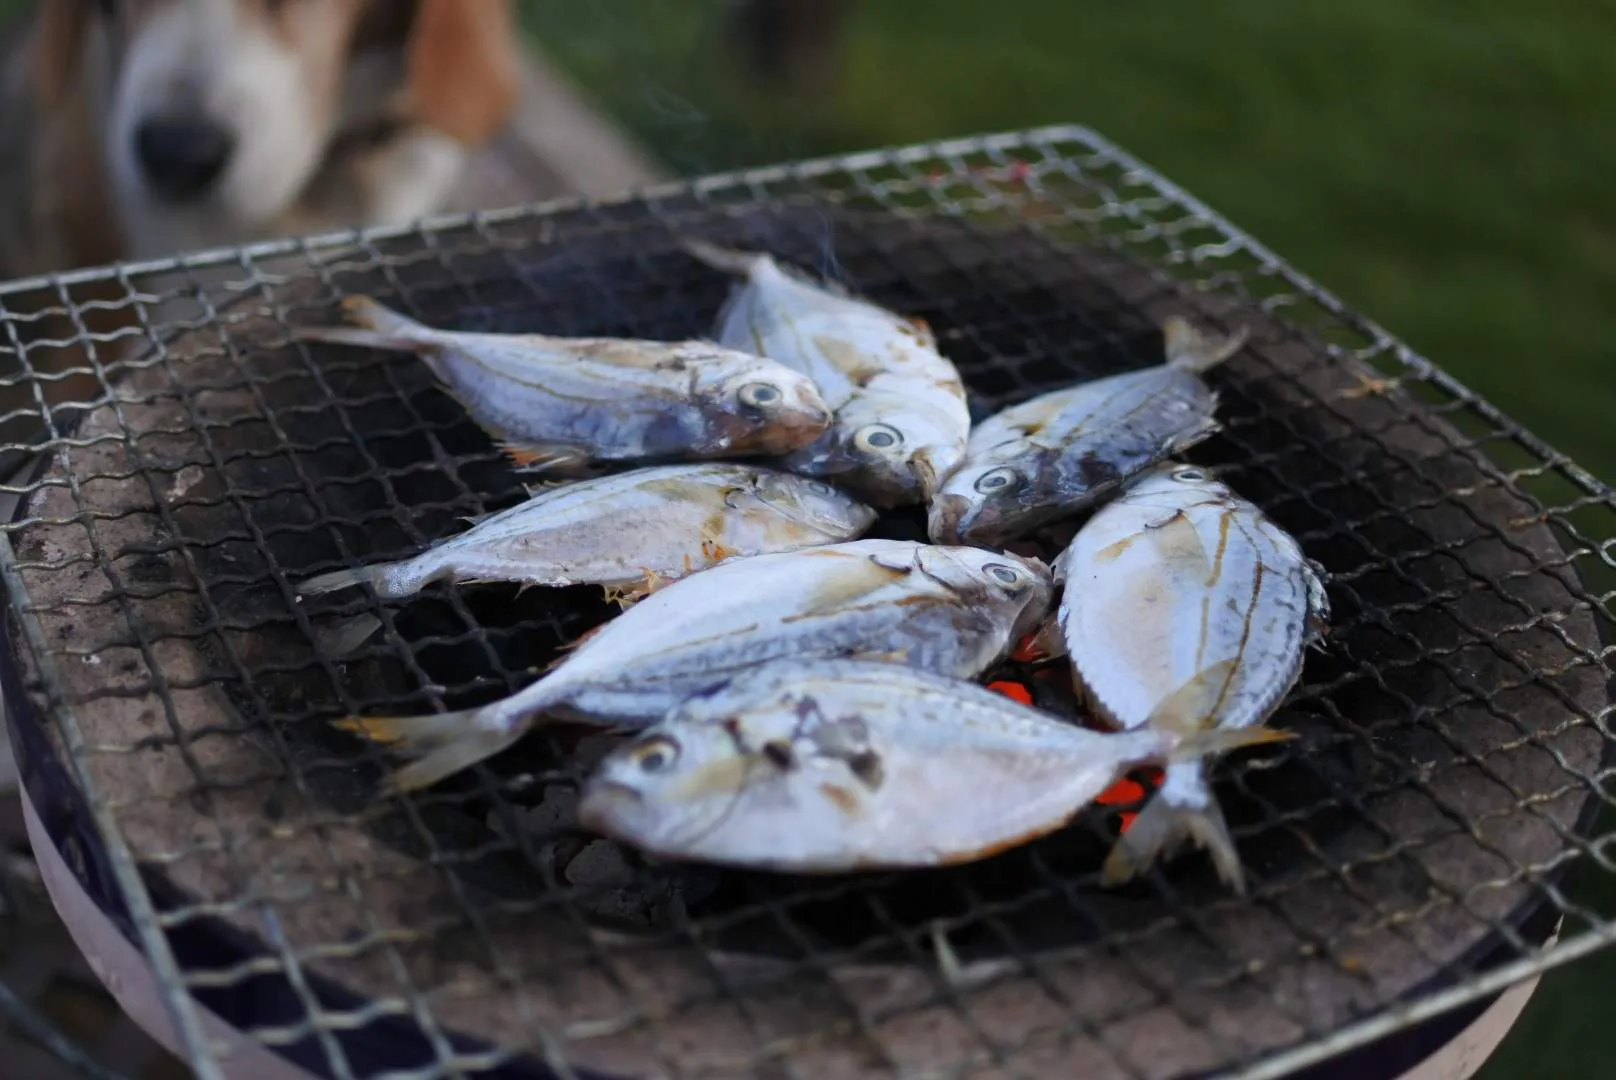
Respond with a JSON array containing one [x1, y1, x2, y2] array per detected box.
[[984, 680, 1164, 835], [1010, 633, 1048, 663], [986, 680, 1033, 705]]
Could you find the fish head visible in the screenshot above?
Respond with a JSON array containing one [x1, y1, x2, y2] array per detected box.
[[927, 442, 1081, 547], [699, 357, 833, 455], [751, 473, 879, 541], [578, 719, 755, 854], [579, 699, 874, 867], [915, 545, 1055, 643], [807, 396, 967, 508], [1123, 461, 1233, 505]]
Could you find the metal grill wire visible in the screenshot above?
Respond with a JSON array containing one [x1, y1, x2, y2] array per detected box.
[[0, 126, 1608, 1080]]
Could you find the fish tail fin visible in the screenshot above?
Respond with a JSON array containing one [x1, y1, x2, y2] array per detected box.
[[339, 295, 430, 336], [295, 296, 439, 353], [381, 731, 529, 794], [296, 562, 404, 599], [317, 613, 384, 657], [333, 681, 561, 792], [293, 325, 413, 352], [1101, 762, 1247, 893], [1162, 316, 1251, 374], [680, 237, 767, 276]]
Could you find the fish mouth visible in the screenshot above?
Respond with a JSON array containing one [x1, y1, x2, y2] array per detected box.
[[856, 452, 941, 509], [576, 778, 647, 835], [927, 493, 973, 545], [759, 408, 835, 453], [909, 453, 940, 500]]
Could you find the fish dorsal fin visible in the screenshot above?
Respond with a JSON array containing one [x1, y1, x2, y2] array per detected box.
[[1145, 658, 1239, 735]]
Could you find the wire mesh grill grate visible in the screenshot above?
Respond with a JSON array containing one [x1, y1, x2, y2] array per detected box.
[[0, 126, 1611, 1080]]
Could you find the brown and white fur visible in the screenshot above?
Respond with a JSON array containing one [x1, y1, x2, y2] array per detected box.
[[0, 0, 521, 464], [0, 0, 522, 278]]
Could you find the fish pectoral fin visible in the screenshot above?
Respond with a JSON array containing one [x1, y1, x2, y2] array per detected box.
[[865, 549, 920, 574], [1143, 658, 1239, 736], [1013, 616, 1067, 663], [792, 558, 920, 620], [497, 441, 594, 474]]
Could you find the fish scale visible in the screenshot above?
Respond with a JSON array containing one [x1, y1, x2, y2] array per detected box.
[[335, 538, 1054, 793], [295, 294, 833, 474], [929, 314, 1249, 547], [1052, 461, 1329, 893], [685, 241, 971, 508], [577, 658, 1288, 873], [294, 463, 876, 603]]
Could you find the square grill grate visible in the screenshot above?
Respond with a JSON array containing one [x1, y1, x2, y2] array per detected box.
[[0, 126, 1611, 1080]]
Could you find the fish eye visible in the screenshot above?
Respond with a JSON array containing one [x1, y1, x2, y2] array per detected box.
[[984, 562, 1023, 587], [975, 467, 1019, 494], [806, 480, 835, 496], [1173, 467, 1208, 483], [631, 735, 680, 774], [737, 382, 784, 410], [854, 424, 903, 452]]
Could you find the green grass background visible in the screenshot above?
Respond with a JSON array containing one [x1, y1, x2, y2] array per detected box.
[[518, 4, 1615, 1078], [0, 0, 1610, 1075]]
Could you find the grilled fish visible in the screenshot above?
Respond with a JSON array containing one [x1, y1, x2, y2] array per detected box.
[[579, 658, 1287, 873], [1052, 462, 1328, 893], [685, 241, 970, 508], [295, 464, 876, 603], [929, 315, 1249, 547], [296, 295, 832, 474], [339, 539, 1053, 792]]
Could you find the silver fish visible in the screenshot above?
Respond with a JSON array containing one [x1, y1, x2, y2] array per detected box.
[[339, 539, 1053, 792], [929, 315, 1249, 547], [578, 658, 1285, 873], [295, 295, 833, 474], [685, 241, 971, 508], [1051, 461, 1329, 893], [295, 463, 876, 603]]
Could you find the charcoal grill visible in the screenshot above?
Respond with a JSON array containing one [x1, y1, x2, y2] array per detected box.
[[0, 126, 1611, 1080]]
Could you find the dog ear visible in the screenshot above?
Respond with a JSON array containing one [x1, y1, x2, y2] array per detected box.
[[405, 0, 522, 147], [28, 0, 94, 109]]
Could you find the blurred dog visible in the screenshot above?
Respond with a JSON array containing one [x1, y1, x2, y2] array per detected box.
[[0, 0, 523, 278], [0, 0, 522, 474]]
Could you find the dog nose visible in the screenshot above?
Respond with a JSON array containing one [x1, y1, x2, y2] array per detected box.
[[134, 116, 235, 200]]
